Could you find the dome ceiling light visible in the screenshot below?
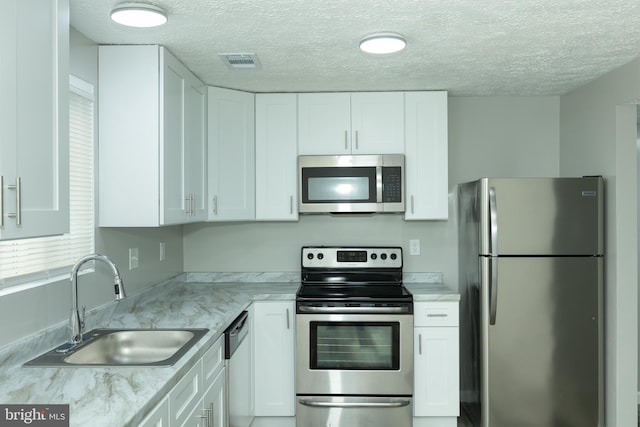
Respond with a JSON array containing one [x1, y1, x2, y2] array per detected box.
[[110, 3, 168, 28], [359, 33, 407, 54]]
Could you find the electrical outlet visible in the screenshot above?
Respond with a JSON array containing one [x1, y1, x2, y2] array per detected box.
[[409, 239, 421, 256], [159, 242, 165, 261], [129, 248, 139, 270]]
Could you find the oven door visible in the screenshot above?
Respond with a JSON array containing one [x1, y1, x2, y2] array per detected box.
[[296, 312, 413, 395]]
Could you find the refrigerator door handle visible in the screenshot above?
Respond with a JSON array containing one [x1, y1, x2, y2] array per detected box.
[[489, 187, 498, 256], [489, 257, 498, 325]]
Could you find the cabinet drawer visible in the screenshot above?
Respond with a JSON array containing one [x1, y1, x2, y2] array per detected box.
[[170, 360, 202, 426], [414, 302, 458, 327], [202, 336, 224, 384]]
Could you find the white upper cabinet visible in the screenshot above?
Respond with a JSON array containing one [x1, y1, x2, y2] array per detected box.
[[98, 45, 207, 227], [351, 92, 405, 154], [298, 93, 351, 155], [298, 92, 404, 155], [208, 87, 255, 221], [184, 72, 208, 222], [255, 94, 298, 221], [0, 0, 69, 240], [404, 91, 449, 220]]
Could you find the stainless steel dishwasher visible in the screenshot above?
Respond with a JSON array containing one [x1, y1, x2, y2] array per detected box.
[[224, 310, 253, 427]]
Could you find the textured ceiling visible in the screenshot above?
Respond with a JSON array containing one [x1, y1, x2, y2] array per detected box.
[[70, 0, 640, 96]]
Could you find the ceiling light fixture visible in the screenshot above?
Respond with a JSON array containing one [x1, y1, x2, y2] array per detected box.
[[110, 3, 168, 28], [359, 33, 407, 54]]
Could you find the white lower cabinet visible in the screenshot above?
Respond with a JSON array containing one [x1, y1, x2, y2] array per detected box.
[[138, 337, 226, 427], [252, 301, 295, 423], [413, 302, 460, 427]]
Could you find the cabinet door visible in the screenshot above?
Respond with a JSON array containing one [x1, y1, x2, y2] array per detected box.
[[255, 94, 298, 221], [351, 92, 404, 154], [414, 327, 459, 417], [253, 302, 295, 416], [203, 367, 227, 427], [137, 397, 170, 427], [208, 87, 255, 221], [0, 0, 69, 239], [298, 93, 351, 155], [171, 361, 203, 426], [184, 75, 208, 222], [160, 49, 188, 225], [404, 91, 448, 220]]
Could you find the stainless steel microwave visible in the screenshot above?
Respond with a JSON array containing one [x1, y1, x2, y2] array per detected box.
[[298, 154, 405, 213]]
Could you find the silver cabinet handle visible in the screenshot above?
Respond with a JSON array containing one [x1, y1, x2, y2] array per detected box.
[[286, 308, 290, 329], [185, 195, 191, 215], [212, 196, 218, 215], [209, 402, 214, 427], [290, 195, 293, 215], [0, 175, 3, 227], [299, 398, 411, 408], [418, 333, 422, 355], [427, 313, 448, 318], [7, 177, 21, 225], [344, 130, 348, 150], [355, 130, 359, 150], [196, 412, 209, 427], [411, 195, 415, 214]]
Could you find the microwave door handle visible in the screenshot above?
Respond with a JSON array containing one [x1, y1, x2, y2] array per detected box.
[[376, 166, 383, 202]]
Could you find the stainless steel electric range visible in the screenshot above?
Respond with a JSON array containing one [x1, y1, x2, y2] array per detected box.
[[296, 246, 414, 427]]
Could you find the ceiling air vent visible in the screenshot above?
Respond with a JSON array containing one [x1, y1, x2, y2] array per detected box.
[[219, 53, 262, 69]]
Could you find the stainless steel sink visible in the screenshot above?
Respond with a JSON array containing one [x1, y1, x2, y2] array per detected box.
[[24, 328, 208, 367]]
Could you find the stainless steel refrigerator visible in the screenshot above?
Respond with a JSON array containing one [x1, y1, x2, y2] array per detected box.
[[457, 177, 604, 427]]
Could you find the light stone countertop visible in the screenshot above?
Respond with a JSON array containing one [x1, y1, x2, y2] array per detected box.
[[405, 282, 460, 301], [0, 273, 457, 427]]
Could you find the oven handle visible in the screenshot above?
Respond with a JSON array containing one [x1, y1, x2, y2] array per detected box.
[[297, 305, 411, 314], [298, 398, 411, 408]]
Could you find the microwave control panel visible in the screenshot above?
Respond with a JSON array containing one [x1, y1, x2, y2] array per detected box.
[[382, 167, 403, 202]]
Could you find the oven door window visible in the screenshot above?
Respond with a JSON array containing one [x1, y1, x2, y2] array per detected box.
[[310, 321, 399, 370], [302, 167, 377, 204]]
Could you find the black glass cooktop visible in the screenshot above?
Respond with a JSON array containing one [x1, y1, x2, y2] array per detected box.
[[296, 283, 412, 302]]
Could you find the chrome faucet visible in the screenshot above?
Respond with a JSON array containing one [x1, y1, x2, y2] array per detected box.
[[69, 254, 126, 344]]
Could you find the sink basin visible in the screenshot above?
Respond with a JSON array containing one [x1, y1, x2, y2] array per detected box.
[[25, 328, 209, 367]]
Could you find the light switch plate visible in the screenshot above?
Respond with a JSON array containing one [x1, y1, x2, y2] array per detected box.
[[409, 239, 421, 256]]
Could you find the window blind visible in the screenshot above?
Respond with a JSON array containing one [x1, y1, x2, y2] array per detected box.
[[0, 79, 95, 289]]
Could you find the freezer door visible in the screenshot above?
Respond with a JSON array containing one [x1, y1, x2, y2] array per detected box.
[[480, 256, 603, 427], [479, 177, 603, 256]]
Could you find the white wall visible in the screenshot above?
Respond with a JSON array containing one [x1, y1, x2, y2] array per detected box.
[[560, 58, 640, 426], [183, 96, 561, 290]]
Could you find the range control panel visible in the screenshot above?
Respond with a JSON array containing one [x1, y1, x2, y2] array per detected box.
[[302, 246, 402, 269]]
